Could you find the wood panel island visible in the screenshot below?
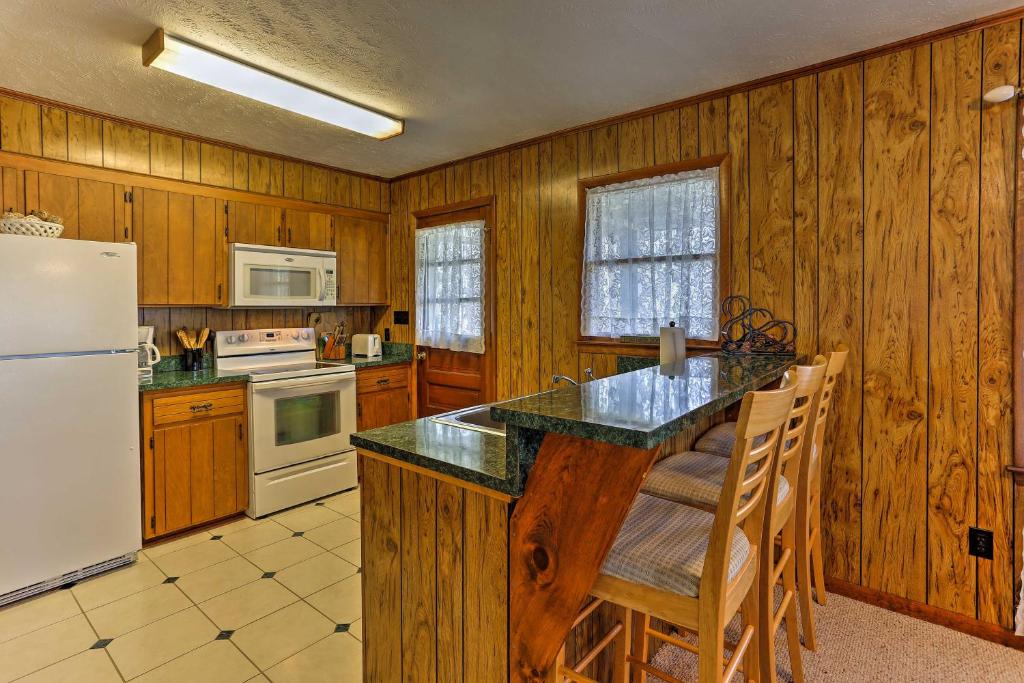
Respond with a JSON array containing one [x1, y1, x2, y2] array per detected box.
[[350, 353, 795, 683]]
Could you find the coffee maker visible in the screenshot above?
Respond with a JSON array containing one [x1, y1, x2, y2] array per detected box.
[[137, 326, 161, 380]]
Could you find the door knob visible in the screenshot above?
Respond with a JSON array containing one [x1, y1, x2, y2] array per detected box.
[[416, 351, 426, 360]]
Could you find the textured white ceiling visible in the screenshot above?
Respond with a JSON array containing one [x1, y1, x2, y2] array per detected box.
[[0, 0, 1017, 177]]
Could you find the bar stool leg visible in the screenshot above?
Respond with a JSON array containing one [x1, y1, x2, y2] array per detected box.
[[630, 612, 650, 683], [795, 506, 818, 651], [698, 614, 727, 683], [757, 542, 778, 683], [782, 518, 805, 683], [546, 644, 566, 683], [612, 606, 632, 683], [740, 585, 760, 682], [811, 498, 828, 606]]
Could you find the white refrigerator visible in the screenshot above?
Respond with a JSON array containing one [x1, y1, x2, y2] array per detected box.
[[0, 234, 141, 605]]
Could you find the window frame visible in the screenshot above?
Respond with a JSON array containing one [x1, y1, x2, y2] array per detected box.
[[575, 154, 731, 352]]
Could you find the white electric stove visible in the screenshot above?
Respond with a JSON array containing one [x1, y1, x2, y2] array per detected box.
[[215, 328, 358, 517]]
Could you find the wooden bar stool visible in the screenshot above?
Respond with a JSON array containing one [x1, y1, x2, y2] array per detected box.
[[547, 381, 797, 683], [637, 362, 825, 683]]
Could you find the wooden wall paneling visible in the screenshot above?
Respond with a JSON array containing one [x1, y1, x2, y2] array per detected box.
[[193, 196, 218, 305], [793, 74, 819, 359], [817, 63, 864, 583], [698, 97, 728, 155], [200, 143, 234, 188], [40, 106, 67, 160], [977, 20, 1019, 629], [330, 170, 353, 207], [283, 161, 303, 198], [679, 104, 700, 159], [463, 489, 509, 682], [538, 141, 554, 390], [400, 469, 437, 683], [591, 124, 618, 177], [427, 169, 445, 207], [470, 156, 493, 198], [509, 150, 524, 399], [0, 167, 19, 213], [141, 188, 170, 305], [450, 162, 471, 203], [348, 174, 363, 208], [23, 170, 37, 214], [249, 155, 283, 196], [727, 91, 751, 298], [150, 133, 184, 179], [33, 173, 80, 240], [653, 109, 682, 164], [67, 113, 102, 166], [78, 178, 117, 243], [167, 192, 195, 305], [436, 481, 465, 682], [494, 152, 512, 400], [521, 144, 541, 394], [387, 180, 410, 343], [617, 116, 654, 171], [929, 32, 982, 617], [303, 165, 328, 203], [182, 140, 201, 183], [862, 46, 930, 602], [0, 97, 41, 155], [102, 122, 150, 174], [361, 456, 403, 681], [552, 134, 579, 380], [232, 151, 248, 191], [189, 421, 215, 524], [748, 81, 795, 318]]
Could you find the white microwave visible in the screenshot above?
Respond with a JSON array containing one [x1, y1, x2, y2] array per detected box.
[[229, 243, 337, 307]]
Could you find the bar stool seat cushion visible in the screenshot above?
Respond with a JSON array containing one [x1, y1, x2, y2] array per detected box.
[[693, 421, 771, 458], [641, 451, 790, 509], [600, 493, 750, 597]]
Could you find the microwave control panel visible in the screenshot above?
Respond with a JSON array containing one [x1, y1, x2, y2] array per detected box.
[[323, 268, 337, 302]]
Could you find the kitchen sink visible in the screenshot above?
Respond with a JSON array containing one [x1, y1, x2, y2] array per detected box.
[[429, 405, 506, 436]]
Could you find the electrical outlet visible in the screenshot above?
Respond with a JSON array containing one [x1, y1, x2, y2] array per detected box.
[[968, 527, 993, 560]]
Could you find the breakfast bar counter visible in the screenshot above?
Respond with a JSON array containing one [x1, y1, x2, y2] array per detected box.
[[351, 352, 795, 683]]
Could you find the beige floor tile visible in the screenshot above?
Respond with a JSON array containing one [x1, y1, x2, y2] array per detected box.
[[304, 574, 361, 625], [198, 579, 297, 630], [322, 490, 360, 517], [143, 529, 214, 559], [272, 504, 342, 532], [150, 539, 237, 577], [133, 640, 258, 683], [349, 619, 362, 642], [244, 537, 322, 572], [274, 553, 358, 597], [73, 561, 167, 611], [349, 512, 361, 522], [209, 515, 261, 536], [106, 607, 218, 679], [333, 539, 361, 567], [85, 583, 192, 639], [220, 521, 292, 554], [175, 557, 263, 603], [303, 517, 361, 550], [246, 676, 270, 682], [0, 614, 96, 683], [232, 601, 333, 670], [14, 649, 121, 683], [264, 632, 362, 683], [0, 590, 80, 644]]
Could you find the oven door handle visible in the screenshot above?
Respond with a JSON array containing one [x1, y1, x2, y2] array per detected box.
[[251, 373, 355, 392]]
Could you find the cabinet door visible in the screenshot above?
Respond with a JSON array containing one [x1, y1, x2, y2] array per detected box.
[[28, 172, 80, 240], [137, 188, 169, 305], [284, 209, 310, 249], [213, 415, 247, 517], [1, 167, 24, 214], [154, 424, 192, 535], [254, 204, 282, 246], [366, 221, 388, 304], [227, 200, 255, 244], [167, 192, 195, 305], [309, 212, 332, 251], [78, 178, 117, 243], [193, 195, 219, 305], [357, 387, 411, 430], [336, 217, 388, 304]]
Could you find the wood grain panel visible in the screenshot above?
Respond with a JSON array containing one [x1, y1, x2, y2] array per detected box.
[[793, 74, 819, 359], [748, 81, 794, 318], [232, 151, 248, 190], [929, 32, 981, 617], [817, 63, 864, 583], [150, 133, 183, 179], [249, 155, 283, 196], [167, 192, 195, 305], [67, 113, 102, 166], [283, 161, 303, 198], [521, 145, 541, 394], [698, 97, 728, 155], [303, 165, 328, 203], [727, 91, 750, 298], [40, 106, 67, 160], [464, 489, 509, 682], [679, 104, 699, 159], [400, 469, 436, 683], [161, 425, 191, 533], [77, 178, 115, 242], [470, 156, 493, 197], [509, 149, 524, 399], [653, 109, 681, 164], [182, 140, 201, 183], [0, 97, 41, 155], [193, 196, 218, 305], [862, 46, 930, 601], [436, 481, 465, 682], [552, 134, 579, 380], [103, 122, 149, 174], [200, 144, 234, 188], [141, 188, 169, 305], [538, 141, 554, 390], [977, 20, 1019, 629], [617, 116, 653, 171], [212, 417, 238, 517], [361, 456, 403, 681], [33, 173, 79, 240], [189, 421, 215, 524], [591, 124, 618, 177], [494, 152, 512, 400]]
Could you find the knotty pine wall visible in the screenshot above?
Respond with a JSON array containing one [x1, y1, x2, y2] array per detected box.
[[387, 19, 1023, 628], [0, 93, 390, 356]]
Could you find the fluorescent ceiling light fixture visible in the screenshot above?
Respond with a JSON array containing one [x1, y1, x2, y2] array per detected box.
[[143, 29, 403, 140]]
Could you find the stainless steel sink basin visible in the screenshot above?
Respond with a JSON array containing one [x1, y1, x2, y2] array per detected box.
[[429, 405, 506, 436]]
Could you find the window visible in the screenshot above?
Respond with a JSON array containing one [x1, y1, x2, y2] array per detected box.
[[580, 165, 721, 341], [415, 220, 486, 353]]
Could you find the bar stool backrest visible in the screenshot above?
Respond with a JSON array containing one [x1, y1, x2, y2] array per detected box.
[[801, 346, 850, 490]]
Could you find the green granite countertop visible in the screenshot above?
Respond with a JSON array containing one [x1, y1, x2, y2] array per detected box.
[[352, 352, 795, 496], [138, 368, 250, 392], [351, 419, 512, 494], [491, 353, 796, 450]]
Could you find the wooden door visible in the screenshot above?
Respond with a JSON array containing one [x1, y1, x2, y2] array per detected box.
[[137, 188, 169, 305], [167, 192, 194, 305], [357, 388, 413, 430], [193, 195, 219, 305], [255, 204, 283, 246], [414, 199, 495, 416], [227, 200, 256, 244], [25, 172, 79, 239], [309, 212, 332, 251], [284, 209, 310, 249]]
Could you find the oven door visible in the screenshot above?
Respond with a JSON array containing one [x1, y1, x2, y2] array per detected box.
[[230, 247, 334, 307], [250, 373, 356, 473]]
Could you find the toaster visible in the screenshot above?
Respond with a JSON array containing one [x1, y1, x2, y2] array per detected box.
[[351, 333, 382, 358]]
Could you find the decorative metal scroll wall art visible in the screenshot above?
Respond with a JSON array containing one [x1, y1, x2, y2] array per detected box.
[[719, 295, 796, 354]]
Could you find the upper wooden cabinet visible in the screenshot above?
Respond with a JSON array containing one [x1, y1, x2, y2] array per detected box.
[[23, 170, 132, 244], [336, 216, 388, 305]]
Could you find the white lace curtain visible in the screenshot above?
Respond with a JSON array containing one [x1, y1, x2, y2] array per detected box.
[[580, 166, 720, 340], [415, 220, 486, 354]]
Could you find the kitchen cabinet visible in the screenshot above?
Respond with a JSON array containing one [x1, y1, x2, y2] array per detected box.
[[356, 363, 412, 430], [141, 384, 249, 540], [283, 208, 310, 249], [22, 171, 132, 243], [336, 215, 388, 305]]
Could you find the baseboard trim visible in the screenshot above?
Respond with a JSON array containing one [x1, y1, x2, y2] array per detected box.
[[825, 577, 1024, 651]]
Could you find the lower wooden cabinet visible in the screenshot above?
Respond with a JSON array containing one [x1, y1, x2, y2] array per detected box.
[[141, 384, 249, 540], [356, 364, 413, 430]]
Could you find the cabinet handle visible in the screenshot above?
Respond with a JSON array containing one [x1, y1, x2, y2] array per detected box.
[[189, 402, 214, 413], [376, 377, 390, 386], [217, 283, 223, 302], [123, 226, 129, 240], [277, 226, 282, 243], [288, 228, 293, 243], [238, 423, 243, 439]]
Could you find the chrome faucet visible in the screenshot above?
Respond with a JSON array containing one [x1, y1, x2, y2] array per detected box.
[[551, 374, 579, 386]]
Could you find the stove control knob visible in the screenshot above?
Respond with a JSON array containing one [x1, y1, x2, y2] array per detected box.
[[290, 331, 300, 341], [237, 333, 249, 343], [226, 335, 236, 344], [300, 331, 311, 341]]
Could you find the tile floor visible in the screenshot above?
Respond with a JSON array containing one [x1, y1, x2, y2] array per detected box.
[[0, 489, 363, 683]]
